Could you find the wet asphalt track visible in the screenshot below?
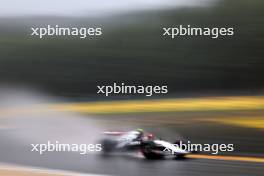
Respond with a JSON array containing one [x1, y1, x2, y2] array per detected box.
[[1, 141, 264, 176], [0, 112, 264, 176]]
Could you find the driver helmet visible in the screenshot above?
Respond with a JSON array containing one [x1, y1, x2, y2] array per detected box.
[[136, 128, 144, 137]]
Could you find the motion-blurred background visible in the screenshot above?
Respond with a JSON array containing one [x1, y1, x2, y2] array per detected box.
[[0, 0, 264, 176]]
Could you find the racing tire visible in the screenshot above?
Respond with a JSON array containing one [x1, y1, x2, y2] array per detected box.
[[141, 142, 164, 160], [174, 139, 198, 154], [174, 153, 186, 159], [101, 139, 117, 154], [173, 140, 187, 159]]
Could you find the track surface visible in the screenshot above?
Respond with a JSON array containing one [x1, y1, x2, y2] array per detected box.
[[0, 110, 264, 176]]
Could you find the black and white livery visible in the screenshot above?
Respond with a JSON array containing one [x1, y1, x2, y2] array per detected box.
[[100, 129, 189, 159]]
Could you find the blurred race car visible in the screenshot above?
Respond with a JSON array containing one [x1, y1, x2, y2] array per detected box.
[[100, 129, 189, 159]]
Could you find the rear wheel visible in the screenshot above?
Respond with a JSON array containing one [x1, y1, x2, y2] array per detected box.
[[101, 139, 117, 154]]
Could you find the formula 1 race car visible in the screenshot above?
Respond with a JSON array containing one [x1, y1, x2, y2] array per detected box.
[[100, 129, 189, 159]]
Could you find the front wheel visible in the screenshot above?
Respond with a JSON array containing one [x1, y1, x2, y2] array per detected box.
[[174, 153, 186, 159], [173, 140, 187, 159], [141, 142, 164, 159]]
